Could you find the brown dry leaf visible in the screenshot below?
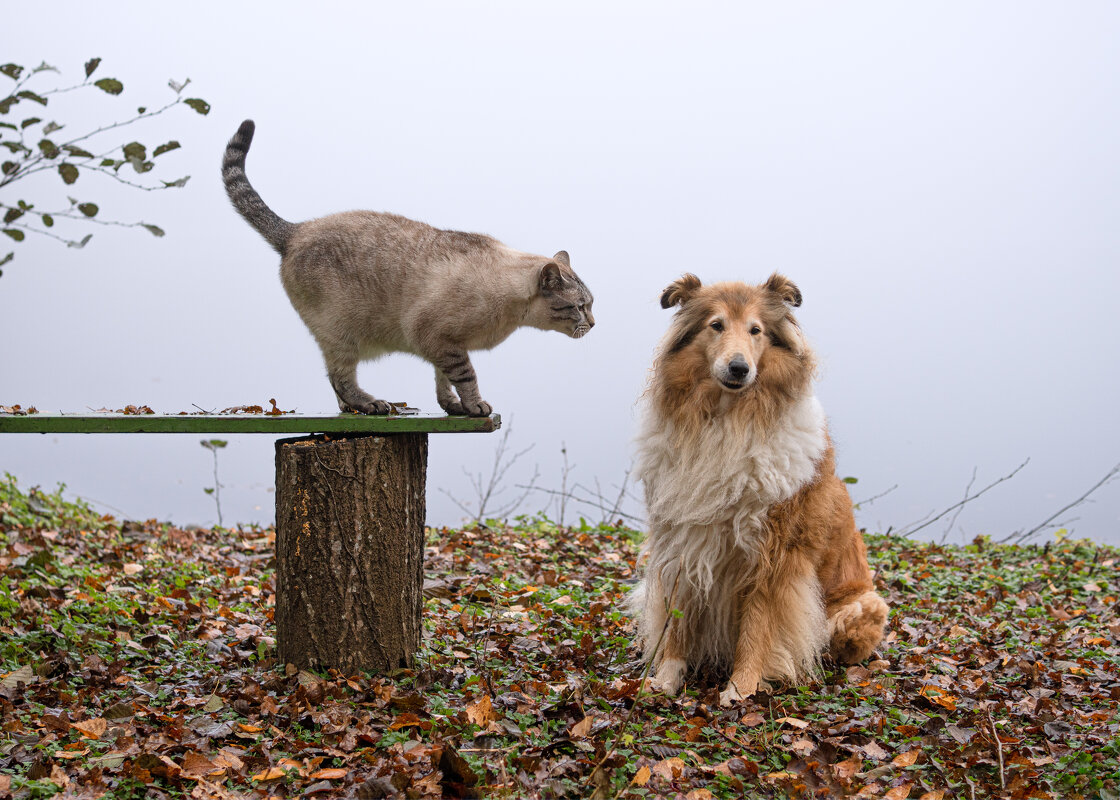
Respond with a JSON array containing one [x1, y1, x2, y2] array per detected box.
[[0, 774, 10, 795], [250, 766, 287, 781], [861, 741, 891, 761], [918, 791, 946, 800], [739, 712, 766, 727], [788, 737, 815, 757], [310, 768, 349, 780], [180, 752, 221, 780], [774, 716, 809, 729], [884, 784, 913, 800], [0, 665, 34, 689], [71, 717, 108, 739], [892, 749, 920, 768], [122, 563, 143, 575], [570, 715, 593, 738], [652, 757, 686, 781], [686, 790, 713, 800], [465, 694, 496, 727], [632, 765, 651, 787], [49, 764, 69, 789], [833, 754, 863, 780]]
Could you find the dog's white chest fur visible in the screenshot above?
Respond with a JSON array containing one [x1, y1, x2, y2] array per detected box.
[[638, 394, 828, 538]]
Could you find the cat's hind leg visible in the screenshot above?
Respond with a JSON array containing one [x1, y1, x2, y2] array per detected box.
[[429, 350, 491, 417], [327, 361, 391, 415]]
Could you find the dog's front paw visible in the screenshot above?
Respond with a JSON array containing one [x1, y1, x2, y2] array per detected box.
[[645, 657, 686, 696], [719, 675, 769, 707]]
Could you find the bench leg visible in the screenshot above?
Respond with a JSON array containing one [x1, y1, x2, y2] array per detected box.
[[274, 432, 428, 673]]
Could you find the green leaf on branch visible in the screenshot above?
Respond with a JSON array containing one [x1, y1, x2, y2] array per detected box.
[[78, 203, 98, 218], [42, 121, 62, 135], [0, 97, 18, 115], [184, 98, 210, 115], [201, 439, 228, 451], [3, 161, 19, 176], [20, 117, 42, 129], [153, 141, 181, 157], [58, 163, 79, 184], [99, 158, 124, 171], [94, 78, 124, 95], [17, 91, 47, 106], [0, 252, 12, 267], [68, 233, 92, 249], [122, 141, 146, 161], [843, 476, 859, 484], [3, 208, 24, 224], [1, 64, 23, 81], [41, 214, 53, 227], [37, 139, 60, 159], [162, 176, 190, 188], [142, 224, 165, 237], [1, 142, 30, 154], [84, 58, 102, 78], [63, 145, 94, 159], [0, 122, 16, 130], [3, 229, 25, 242]]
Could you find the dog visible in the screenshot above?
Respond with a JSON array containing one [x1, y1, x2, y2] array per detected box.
[[629, 273, 888, 706]]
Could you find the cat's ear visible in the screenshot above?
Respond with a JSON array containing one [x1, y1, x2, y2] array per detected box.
[[552, 250, 570, 269], [540, 262, 565, 292], [764, 273, 802, 308], [660, 273, 702, 309]]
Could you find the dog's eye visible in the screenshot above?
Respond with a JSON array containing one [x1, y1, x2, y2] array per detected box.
[[710, 320, 724, 332], [750, 326, 762, 335]]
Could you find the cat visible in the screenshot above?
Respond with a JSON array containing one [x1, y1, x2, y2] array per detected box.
[[222, 119, 594, 417]]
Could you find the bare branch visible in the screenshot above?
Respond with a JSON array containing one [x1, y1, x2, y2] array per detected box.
[[895, 459, 1030, 538], [852, 483, 899, 510], [1000, 462, 1120, 545]]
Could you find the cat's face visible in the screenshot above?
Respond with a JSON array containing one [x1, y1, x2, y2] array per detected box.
[[535, 252, 594, 338]]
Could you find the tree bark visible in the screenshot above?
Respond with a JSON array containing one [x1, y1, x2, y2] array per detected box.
[[274, 433, 427, 673]]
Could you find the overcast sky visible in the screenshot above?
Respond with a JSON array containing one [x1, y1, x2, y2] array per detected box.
[[2, 2, 1118, 544]]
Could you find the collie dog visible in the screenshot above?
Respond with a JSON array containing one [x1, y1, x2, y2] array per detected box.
[[629, 273, 888, 706]]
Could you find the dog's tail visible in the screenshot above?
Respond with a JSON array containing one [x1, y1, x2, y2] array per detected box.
[[222, 120, 295, 254]]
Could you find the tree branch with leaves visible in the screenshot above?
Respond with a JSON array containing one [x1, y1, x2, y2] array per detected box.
[[0, 58, 210, 277]]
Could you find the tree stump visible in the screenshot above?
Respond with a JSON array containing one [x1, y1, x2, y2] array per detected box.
[[274, 432, 428, 673]]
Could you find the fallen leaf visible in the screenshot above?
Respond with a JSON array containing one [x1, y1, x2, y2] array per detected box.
[[652, 757, 686, 781], [686, 790, 713, 800], [180, 752, 221, 780], [774, 716, 809, 729], [861, 741, 890, 761], [0, 665, 35, 689], [918, 791, 946, 800], [884, 784, 913, 800], [570, 715, 593, 738], [71, 717, 108, 739], [251, 766, 287, 782], [632, 765, 651, 787], [310, 768, 349, 780], [892, 749, 920, 768], [465, 694, 496, 727]]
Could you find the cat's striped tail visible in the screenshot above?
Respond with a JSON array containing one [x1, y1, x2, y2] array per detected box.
[[222, 120, 295, 254]]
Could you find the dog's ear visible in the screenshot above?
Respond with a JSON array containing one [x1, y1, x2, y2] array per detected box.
[[765, 273, 802, 308], [660, 274, 702, 309]]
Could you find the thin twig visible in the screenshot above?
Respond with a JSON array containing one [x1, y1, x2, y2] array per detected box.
[[518, 484, 645, 525], [1001, 462, 1120, 544], [852, 483, 899, 509], [941, 468, 978, 542], [987, 709, 1005, 790], [896, 459, 1030, 538]]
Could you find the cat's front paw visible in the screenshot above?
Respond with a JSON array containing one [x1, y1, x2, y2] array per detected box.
[[463, 400, 492, 417], [343, 398, 392, 415]]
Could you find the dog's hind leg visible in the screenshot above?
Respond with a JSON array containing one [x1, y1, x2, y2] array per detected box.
[[635, 570, 688, 696]]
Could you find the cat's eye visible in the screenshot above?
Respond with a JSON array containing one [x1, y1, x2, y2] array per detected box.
[[750, 325, 762, 335], [710, 320, 724, 332]]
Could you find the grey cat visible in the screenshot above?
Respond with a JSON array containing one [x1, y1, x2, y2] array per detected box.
[[222, 119, 594, 417]]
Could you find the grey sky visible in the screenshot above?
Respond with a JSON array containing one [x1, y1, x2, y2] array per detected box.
[[2, 2, 1118, 543]]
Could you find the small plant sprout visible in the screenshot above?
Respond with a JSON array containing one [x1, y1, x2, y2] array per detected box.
[[200, 438, 227, 527]]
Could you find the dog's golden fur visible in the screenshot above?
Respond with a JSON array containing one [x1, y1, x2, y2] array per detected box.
[[630, 273, 887, 705]]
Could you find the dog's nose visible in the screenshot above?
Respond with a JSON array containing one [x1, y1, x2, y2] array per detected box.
[[727, 358, 751, 380]]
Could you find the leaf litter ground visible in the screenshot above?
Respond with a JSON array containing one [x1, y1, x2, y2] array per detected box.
[[1, 474, 1118, 799]]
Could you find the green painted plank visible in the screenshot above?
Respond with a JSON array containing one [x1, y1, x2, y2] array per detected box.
[[0, 412, 501, 435]]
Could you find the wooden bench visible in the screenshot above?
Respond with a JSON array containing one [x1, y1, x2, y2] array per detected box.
[[0, 411, 500, 674]]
